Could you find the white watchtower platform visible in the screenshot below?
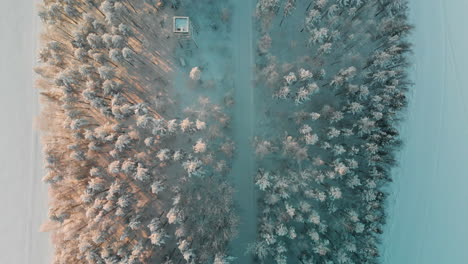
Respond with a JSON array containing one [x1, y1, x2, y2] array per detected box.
[[173, 16, 198, 49]]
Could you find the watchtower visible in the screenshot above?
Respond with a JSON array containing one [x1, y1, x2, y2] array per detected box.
[[173, 16, 198, 51]]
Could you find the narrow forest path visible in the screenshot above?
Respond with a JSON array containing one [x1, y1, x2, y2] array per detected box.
[[230, 0, 257, 262]]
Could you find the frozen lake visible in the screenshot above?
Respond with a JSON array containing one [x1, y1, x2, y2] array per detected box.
[[382, 0, 468, 263]]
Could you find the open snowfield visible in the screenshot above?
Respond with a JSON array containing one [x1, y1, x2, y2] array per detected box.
[[0, 0, 51, 263], [382, 0, 468, 263]]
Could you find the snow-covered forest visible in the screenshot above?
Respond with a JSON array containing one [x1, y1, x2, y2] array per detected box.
[[252, 0, 411, 263], [36, 0, 238, 263], [34, 0, 411, 263]]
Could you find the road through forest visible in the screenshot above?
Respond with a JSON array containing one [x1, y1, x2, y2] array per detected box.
[[230, 0, 257, 263]]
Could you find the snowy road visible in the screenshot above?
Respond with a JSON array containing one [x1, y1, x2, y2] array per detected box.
[[382, 1, 468, 263], [0, 0, 51, 263], [230, 0, 257, 262]]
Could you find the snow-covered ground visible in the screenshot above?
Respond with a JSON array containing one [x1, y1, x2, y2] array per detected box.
[[382, 0, 468, 263], [0, 0, 51, 263], [230, 0, 257, 262], [173, 0, 258, 260]]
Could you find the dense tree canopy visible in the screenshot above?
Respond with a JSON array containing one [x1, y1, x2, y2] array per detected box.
[[252, 0, 411, 263], [37, 0, 237, 263]]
